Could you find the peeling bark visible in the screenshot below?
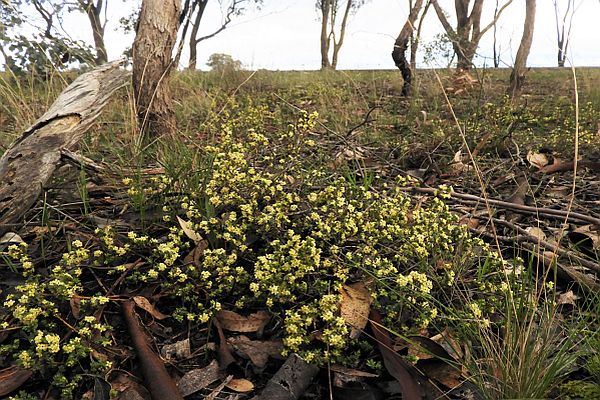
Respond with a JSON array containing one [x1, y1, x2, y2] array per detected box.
[[0, 60, 129, 237], [132, 0, 181, 138]]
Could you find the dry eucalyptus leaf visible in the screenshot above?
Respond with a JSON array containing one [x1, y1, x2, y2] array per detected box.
[[225, 378, 254, 393], [229, 335, 284, 368], [0, 232, 24, 245], [132, 296, 169, 320], [340, 281, 371, 339], [176, 216, 203, 243], [70, 294, 83, 319], [216, 310, 271, 333]]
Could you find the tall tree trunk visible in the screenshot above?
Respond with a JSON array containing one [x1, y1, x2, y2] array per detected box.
[[188, 0, 208, 70], [132, 0, 181, 139], [508, 0, 535, 98], [83, 0, 107, 64], [392, 0, 424, 96], [410, 0, 431, 72], [331, 0, 352, 69], [492, 0, 500, 67], [320, 0, 332, 69], [174, 0, 193, 67], [554, 0, 574, 67]]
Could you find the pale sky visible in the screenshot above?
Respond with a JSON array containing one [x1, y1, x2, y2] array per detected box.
[[7, 0, 600, 70]]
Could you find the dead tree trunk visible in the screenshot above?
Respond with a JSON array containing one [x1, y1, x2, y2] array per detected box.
[[392, 0, 425, 96], [0, 61, 129, 237], [132, 0, 181, 138], [508, 0, 536, 98]]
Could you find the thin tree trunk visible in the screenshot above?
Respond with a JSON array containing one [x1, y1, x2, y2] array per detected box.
[[392, 0, 424, 96], [410, 0, 430, 72], [174, 0, 193, 67], [132, 0, 181, 139], [83, 0, 107, 64], [331, 0, 352, 69], [320, 0, 332, 69], [508, 0, 535, 98], [188, 0, 208, 70]]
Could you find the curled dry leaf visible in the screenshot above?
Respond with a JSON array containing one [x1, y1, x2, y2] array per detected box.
[[339, 281, 371, 339], [526, 227, 546, 242], [557, 290, 580, 306], [225, 378, 254, 393], [569, 224, 600, 251], [448, 150, 473, 175], [176, 216, 203, 243], [527, 151, 549, 170], [216, 310, 271, 333], [132, 296, 169, 320], [161, 338, 191, 361]]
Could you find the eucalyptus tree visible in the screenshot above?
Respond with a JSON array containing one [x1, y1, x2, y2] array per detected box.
[[317, 0, 367, 70], [508, 0, 536, 97], [179, 0, 261, 70], [132, 0, 180, 139], [553, 0, 578, 67], [0, 0, 95, 74], [430, 0, 514, 70]]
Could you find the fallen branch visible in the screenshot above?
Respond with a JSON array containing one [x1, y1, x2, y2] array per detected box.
[[252, 353, 319, 400], [122, 300, 183, 400], [407, 187, 600, 227], [0, 60, 130, 237]]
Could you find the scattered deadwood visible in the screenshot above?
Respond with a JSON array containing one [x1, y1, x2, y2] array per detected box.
[[251, 353, 319, 400], [540, 160, 600, 174], [122, 300, 184, 400], [407, 187, 600, 227], [0, 366, 33, 397], [0, 60, 129, 238]]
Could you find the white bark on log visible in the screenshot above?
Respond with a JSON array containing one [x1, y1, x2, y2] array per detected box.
[[0, 60, 130, 236]]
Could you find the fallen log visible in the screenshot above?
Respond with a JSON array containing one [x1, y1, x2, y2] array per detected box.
[[0, 60, 130, 237]]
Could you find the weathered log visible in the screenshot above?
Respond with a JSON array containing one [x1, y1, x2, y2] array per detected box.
[[0, 60, 130, 237]]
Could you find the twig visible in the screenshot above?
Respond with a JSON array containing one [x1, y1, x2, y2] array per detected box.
[[406, 186, 600, 226]]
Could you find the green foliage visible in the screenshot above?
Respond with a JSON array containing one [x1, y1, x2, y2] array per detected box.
[[206, 53, 242, 73], [0, 0, 95, 75]]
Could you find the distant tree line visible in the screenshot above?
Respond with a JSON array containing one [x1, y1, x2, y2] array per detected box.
[[0, 0, 581, 97]]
